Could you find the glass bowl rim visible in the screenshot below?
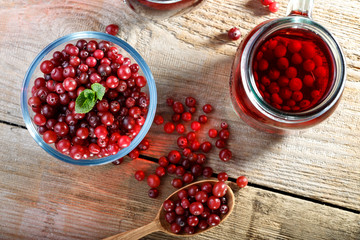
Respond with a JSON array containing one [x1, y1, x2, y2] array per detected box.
[[20, 31, 157, 166]]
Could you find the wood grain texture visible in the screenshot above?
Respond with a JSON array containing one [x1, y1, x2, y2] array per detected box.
[[0, 123, 359, 240], [0, 0, 359, 211]]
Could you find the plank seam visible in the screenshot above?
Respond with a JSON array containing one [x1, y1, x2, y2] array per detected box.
[[139, 154, 360, 214]]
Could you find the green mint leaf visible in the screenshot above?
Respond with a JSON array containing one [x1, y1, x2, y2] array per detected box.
[[75, 89, 96, 114], [91, 83, 106, 101]]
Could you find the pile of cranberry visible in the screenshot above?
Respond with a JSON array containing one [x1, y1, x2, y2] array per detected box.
[[132, 96, 247, 198], [27, 38, 150, 160], [163, 181, 230, 234]]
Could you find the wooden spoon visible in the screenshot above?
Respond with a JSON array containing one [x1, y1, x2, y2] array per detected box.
[[103, 179, 234, 240]]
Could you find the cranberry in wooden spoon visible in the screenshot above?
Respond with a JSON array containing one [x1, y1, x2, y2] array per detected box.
[[103, 180, 234, 239]]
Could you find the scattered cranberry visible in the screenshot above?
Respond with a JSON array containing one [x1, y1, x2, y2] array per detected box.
[[147, 174, 161, 188], [185, 97, 196, 107], [154, 115, 164, 125], [105, 24, 119, 36], [236, 176, 248, 188], [208, 129, 218, 138], [219, 149, 232, 162], [176, 123, 185, 134], [135, 170, 145, 181], [268, 2, 280, 13], [202, 104, 213, 113], [155, 166, 166, 177], [228, 27, 241, 41], [191, 121, 201, 131], [202, 167, 213, 178], [164, 122, 175, 133], [148, 188, 159, 198], [217, 172, 228, 181]]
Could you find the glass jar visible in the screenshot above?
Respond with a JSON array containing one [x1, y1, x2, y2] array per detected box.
[[124, 0, 206, 20], [230, 0, 346, 134]]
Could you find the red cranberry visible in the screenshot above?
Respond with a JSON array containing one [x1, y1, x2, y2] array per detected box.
[[219, 149, 232, 162], [177, 189, 188, 199], [135, 170, 145, 181], [165, 212, 176, 224], [236, 176, 248, 188], [181, 112, 192, 122], [182, 173, 194, 184], [219, 129, 230, 140], [128, 149, 139, 159], [176, 123, 185, 134], [175, 206, 185, 215], [170, 223, 181, 234], [172, 102, 184, 114], [269, 1, 280, 12], [43, 130, 57, 144], [187, 185, 199, 196], [181, 198, 190, 209], [187, 215, 199, 227], [168, 150, 181, 164], [186, 132, 196, 142], [198, 220, 208, 230], [172, 113, 180, 122], [201, 182, 212, 194], [218, 172, 228, 181], [198, 115, 208, 124], [202, 167, 213, 178], [207, 214, 221, 226], [164, 122, 175, 133], [228, 27, 241, 40], [191, 121, 201, 131], [207, 196, 221, 210], [148, 188, 159, 198], [163, 199, 175, 212], [219, 205, 229, 214], [172, 178, 183, 188], [154, 115, 164, 125], [202, 104, 213, 113], [147, 174, 160, 188], [189, 202, 204, 216], [177, 136, 188, 149], [185, 97, 196, 107], [212, 182, 228, 198], [208, 129, 218, 138], [175, 166, 186, 177], [200, 141, 212, 153], [195, 191, 208, 203], [183, 226, 195, 234], [166, 97, 174, 106], [167, 164, 177, 174], [158, 156, 169, 167]]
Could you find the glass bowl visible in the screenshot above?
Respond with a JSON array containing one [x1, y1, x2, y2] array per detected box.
[[21, 31, 157, 166]]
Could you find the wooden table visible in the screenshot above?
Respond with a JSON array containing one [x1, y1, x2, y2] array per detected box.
[[0, 0, 359, 239]]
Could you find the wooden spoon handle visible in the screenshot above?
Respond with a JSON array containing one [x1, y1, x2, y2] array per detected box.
[[103, 220, 161, 240]]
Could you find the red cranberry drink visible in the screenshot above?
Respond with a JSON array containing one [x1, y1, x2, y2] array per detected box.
[[230, 0, 346, 133], [253, 28, 334, 112]]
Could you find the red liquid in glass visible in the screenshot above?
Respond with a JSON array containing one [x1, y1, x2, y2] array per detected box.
[[252, 28, 334, 112]]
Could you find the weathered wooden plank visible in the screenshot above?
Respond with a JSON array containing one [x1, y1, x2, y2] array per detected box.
[[0, 123, 359, 240], [0, 0, 359, 211]]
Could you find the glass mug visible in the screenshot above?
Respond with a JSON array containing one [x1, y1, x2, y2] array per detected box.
[[230, 0, 346, 134], [123, 0, 206, 20]]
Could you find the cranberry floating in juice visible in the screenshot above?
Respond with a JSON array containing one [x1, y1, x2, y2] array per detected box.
[[230, 0, 346, 133]]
